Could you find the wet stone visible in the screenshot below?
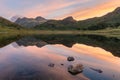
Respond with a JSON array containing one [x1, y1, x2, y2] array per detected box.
[[61, 64, 64, 66], [67, 56, 75, 61], [68, 64, 83, 75], [90, 67, 103, 73], [48, 63, 55, 67]]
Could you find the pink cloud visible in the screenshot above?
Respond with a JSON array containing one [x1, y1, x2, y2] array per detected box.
[[22, 0, 90, 18], [1, 0, 120, 20], [55, 0, 120, 20]]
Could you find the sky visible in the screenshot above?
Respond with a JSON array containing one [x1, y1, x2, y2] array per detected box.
[[0, 0, 120, 20]]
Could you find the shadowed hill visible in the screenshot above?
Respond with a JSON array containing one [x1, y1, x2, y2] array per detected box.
[[0, 16, 22, 28], [77, 7, 120, 30]]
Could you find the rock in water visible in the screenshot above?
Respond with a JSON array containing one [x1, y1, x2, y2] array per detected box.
[[67, 56, 75, 61], [61, 64, 64, 66], [90, 67, 103, 73], [48, 63, 55, 67], [68, 64, 83, 75]]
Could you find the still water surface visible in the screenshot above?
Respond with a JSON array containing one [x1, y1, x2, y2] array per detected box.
[[0, 35, 120, 80]]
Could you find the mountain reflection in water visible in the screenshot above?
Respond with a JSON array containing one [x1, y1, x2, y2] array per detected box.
[[0, 34, 120, 80], [13, 35, 120, 57]]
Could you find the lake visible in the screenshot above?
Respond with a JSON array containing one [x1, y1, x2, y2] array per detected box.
[[0, 34, 120, 80]]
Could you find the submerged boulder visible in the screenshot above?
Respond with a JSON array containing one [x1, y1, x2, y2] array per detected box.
[[68, 64, 83, 75], [67, 56, 75, 61], [48, 63, 55, 67], [61, 64, 64, 66], [90, 67, 103, 73]]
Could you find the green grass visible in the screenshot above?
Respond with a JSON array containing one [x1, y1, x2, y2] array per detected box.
[[90, 29, 120, 38], [0, 26, 120, 38]]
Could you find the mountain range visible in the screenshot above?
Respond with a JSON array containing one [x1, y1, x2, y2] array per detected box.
[[15, 16, 47, 28], [1, 7, 120, 30], [35, 16, 77, 30]]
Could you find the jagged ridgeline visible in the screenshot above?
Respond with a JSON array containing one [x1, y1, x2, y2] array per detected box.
[[15, 16, 47, 28], [1, 7, 120, 30], [14, 7, 120, 30], [35, 16, 77, 30]]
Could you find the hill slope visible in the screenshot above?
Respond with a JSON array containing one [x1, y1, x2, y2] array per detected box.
[[77, 7, 120, 30], [0, 16, 21, 28]]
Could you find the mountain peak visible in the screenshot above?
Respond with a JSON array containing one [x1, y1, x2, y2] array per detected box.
[[10, 15, 23, 22], [113, 7, 120, 13], [35, 16, 46, 21], [64, 16, 73, 20], [63, 16, 76, 22], [15, 16, 47, 28]]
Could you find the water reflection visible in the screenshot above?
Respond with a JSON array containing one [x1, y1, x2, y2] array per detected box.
[[0, 34, 120, 80], [7, 35, 120, 57], [0, 43, 90, 80]]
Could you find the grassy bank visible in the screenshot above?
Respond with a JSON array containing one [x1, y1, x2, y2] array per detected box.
[[0, 26, 120, 38]]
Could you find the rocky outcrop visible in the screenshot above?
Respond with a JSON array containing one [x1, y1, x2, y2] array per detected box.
[[48, 63, 55, 67], [62, 16, 76, 23]]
